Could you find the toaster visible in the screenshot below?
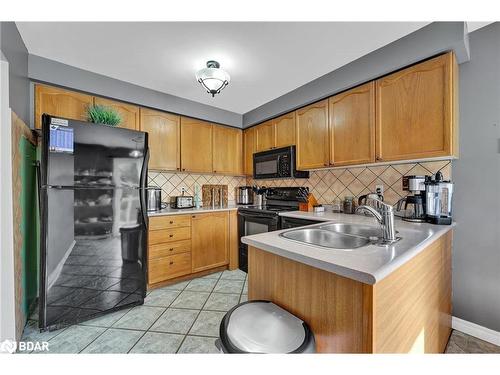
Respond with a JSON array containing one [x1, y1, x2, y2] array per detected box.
[[170, 195, 195, 209]]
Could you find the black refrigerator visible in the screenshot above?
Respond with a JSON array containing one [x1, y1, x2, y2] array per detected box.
[[39, 114, 149, 331]]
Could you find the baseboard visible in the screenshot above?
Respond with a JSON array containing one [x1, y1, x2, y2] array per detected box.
[[47, 240, 75, 290], [452, 316, 500, 346]]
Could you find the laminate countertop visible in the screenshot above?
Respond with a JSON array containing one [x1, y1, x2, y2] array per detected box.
[[242, 210, 455, 285], [148, 203, 249, 217]]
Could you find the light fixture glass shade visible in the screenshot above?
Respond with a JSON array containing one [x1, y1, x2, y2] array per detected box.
[[196, 61, 230, 97]]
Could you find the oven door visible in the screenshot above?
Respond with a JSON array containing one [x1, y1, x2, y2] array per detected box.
[[237, 210, 279, 273]]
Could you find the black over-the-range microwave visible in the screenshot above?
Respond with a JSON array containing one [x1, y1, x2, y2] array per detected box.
[[253, 146, 309, 179]]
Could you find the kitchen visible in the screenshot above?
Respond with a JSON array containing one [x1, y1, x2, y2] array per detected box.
[[0, 9, 499, 368]]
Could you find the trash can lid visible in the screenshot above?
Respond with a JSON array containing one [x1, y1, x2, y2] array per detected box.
[[221, 301, 310, 353], [119, 224, 141, 232]]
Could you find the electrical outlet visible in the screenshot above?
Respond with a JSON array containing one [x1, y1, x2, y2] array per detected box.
[[180, 187, 187, 194], [375, 184, 384, 195]]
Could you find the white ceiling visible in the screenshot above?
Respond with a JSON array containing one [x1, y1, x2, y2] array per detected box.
[[17, 22, 437, 114]]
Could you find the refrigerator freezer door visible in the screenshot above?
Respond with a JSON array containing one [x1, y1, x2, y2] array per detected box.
[[39, 185, 147, 330], [41, 115, 147, 189]]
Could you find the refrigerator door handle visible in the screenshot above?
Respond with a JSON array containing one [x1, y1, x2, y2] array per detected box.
[[139, 147, 150, 229]]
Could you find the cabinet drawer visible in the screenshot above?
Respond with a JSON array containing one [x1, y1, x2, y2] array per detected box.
[[149, 240, 191, 259], [148, 252, 191, 284], [149, 226, 191, 244], [149, 215, 191, 230]]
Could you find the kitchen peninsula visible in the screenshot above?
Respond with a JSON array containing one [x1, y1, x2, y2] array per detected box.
[[242, 211, 454, 353]]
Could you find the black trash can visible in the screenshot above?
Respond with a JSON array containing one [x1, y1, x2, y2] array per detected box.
[[216, 300, 316, 353], [119, 224, 142, 262]]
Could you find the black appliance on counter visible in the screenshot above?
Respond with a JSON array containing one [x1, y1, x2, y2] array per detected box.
[[238, 187, 309, 272], [253, 146, 309, 180], [38, 114, 149, 331]]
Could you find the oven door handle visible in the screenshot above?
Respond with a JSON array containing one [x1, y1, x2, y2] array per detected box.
[[238, 212, 279, 223]]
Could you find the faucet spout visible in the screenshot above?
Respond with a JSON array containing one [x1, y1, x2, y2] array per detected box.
[[355, 199, 397, 244], [355, 205, 382, 223]]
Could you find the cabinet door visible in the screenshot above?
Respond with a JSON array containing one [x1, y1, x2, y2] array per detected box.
[[243, 127, 256, 176], [180, 117, 213, 173], [275, 112, 296, 148], [376, 52, 456, 162], [140, 108, 180, 171], [191, 212, 229, 273], [35, 84, 93, 128], [295, 99, 329, 169], [212, 125, 243, 175], [255, 121, 276, 151], [94, 96, 139, 131], [329, 82, 375, 166]]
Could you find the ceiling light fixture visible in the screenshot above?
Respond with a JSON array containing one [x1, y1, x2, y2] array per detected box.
[[196, 60, 230, 97]]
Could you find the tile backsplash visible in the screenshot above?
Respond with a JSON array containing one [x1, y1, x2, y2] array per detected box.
[[148, 160, 451, 207], [148, 171, 246, 203], [247, 160, 452, 206]]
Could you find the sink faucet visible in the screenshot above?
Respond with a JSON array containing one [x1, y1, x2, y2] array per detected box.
[[355, 198, 397, 243]]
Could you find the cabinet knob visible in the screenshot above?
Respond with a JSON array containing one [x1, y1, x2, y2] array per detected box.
[[176, 167, 180, 171], [169, 220, 173, 224], [192, 215, 196, 218], [169, 261, 174, 265], [182, 168, 186, 171], [169, 234, 174, 238], [213, 170, 217, 173], [169, 248, 174, 252]]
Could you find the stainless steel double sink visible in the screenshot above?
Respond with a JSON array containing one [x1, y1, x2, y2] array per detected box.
[[279, 223, 386, 249]]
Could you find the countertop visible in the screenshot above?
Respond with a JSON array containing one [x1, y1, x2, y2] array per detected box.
[[242, 210, 455, 285], [148, 203, 248, 217]]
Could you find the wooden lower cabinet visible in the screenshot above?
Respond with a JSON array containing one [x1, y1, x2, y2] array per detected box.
[[191, 212, 229, 273], [248, 231, 452, 353], [148, 211, 235, 287], [149, 252, 192, 284], [148, 215, 192, 285]]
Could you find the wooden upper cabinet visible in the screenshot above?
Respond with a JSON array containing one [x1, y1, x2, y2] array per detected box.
[[180, 117, 213, 173], [274, 112, 296, 148], [35, 84, 93, 128], [329, 82, 375, 166], [295, 99, 330, 170], [94, 97, 139, 131], [243, 127, 256, 176], [191, 212, 229, 273], [212, 126, 243, 175], [140, 108, 180, 171], [376, 52, 458, 162], [255, 121, 276, 152]]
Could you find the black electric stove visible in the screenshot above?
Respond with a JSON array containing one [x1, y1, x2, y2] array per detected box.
[[237, 187, 308, 272]]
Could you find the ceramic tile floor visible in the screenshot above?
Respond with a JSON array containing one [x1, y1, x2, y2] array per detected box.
[[22, 269, 248, 354], [21, 269, 500, 354]]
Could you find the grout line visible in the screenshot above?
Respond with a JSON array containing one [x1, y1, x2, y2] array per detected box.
[[174, 272, 221, 353]]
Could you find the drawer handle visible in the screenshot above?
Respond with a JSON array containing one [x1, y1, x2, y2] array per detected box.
[[169, 234, 174, 238], [169, 220, 174, 224], [169, 248, 174, 252], [169, 261, 174, 265]]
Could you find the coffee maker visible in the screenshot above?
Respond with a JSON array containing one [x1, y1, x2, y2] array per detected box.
[[425, 171, 453, 225], [395, 175, 428, 222]]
